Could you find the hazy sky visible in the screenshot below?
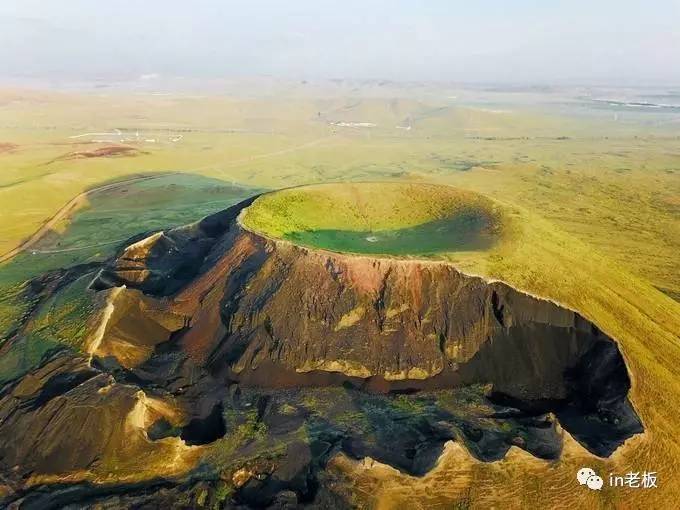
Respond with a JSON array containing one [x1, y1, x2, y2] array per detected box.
[[1, 0, 678, 85]]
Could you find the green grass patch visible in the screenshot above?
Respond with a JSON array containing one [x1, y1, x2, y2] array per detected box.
[[0, 334, 63, 385], [285, 213, 496, 255], [23, 274, 96, 351], [243, 182, 503, 257]]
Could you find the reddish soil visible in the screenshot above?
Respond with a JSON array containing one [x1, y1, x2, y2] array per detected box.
[[49, 145, 145, 164], [0, 142, 18, 153]]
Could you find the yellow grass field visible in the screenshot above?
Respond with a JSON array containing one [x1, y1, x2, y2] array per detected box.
[[0, 84, 678, 508]]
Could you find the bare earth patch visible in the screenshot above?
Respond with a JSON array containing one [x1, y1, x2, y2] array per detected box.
[[48, 145, 146, 164], [0, 142, 18, 153]]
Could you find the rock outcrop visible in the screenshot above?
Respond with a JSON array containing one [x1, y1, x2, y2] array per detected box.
[[91, 197, 642, 456], [0, 195, 643, 508]]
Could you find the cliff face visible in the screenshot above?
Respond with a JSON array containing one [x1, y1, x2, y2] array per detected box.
[[208, 243, 605, 396], [91, 200, 641, 456]]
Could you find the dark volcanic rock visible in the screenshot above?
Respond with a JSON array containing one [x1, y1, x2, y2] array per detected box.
[[88, 197, 642, 457], [0, 355, 135, 476], [91, 198, 258, 296], [180, 402, 227, 445], [0, 196, 644, 508]]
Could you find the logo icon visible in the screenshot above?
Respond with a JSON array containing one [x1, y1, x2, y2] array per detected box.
[[577, 467, 603, 491]]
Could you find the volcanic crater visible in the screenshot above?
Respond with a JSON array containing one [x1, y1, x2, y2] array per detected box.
[[0, 183, 643, 508]]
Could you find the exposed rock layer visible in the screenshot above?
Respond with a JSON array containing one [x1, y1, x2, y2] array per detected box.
[[91, 198, 642, 456], [0, 196, 644, 508]]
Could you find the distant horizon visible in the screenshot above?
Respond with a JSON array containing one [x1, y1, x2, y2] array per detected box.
[[1, 1, 679, 87], [1, 74, 679, 92]]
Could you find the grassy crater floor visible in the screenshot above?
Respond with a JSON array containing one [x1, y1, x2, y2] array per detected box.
[[240, 182, 504, 256]]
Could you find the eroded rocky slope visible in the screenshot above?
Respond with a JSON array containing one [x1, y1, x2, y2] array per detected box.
[[0, 196, 643, 508]]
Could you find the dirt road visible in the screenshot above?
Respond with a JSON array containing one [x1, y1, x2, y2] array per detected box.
[[0, 136, 332, 264], [0, 173, 177, 264]]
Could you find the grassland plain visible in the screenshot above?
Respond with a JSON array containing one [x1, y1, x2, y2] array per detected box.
[[0, 85, 679, 509]]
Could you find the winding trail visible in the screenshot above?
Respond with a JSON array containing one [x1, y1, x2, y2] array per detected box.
[[0, 173, 177, 264], [0, 135, 332, 265]]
